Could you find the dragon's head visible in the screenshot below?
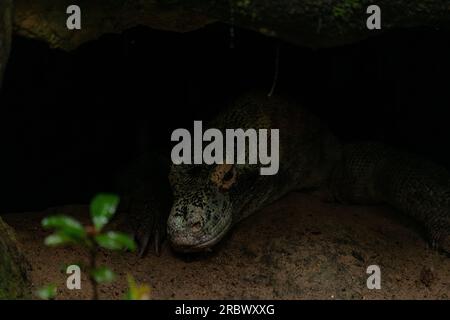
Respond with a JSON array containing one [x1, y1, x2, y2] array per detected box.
[[167, 163, 240, 252]]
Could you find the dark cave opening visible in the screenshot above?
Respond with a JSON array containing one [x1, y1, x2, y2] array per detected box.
[[0, 23, 449, 213]]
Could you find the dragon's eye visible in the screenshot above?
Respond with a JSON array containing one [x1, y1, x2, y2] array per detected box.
[[211, 164, 237, 191], [223, 169, 234, 182]]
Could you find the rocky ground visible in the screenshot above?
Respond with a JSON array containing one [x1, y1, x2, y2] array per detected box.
[[3, 192, 449, 300]]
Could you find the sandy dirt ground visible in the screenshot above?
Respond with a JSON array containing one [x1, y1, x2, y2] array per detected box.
[[3, 192, 449, 300]]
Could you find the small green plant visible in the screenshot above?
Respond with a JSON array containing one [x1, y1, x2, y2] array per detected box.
[[37, 193, 140, 300], [36, 284, 57, 300], [125, 275, 151, 300]]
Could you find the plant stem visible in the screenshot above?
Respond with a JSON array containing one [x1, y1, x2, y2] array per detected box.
[[89, 247, 98, 300]]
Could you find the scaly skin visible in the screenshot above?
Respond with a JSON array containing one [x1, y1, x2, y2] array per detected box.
[[330, 143, 450, 251], [167, 91, 450, 254]]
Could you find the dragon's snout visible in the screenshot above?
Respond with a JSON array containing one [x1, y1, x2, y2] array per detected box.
[[167, 191, 233, 252]]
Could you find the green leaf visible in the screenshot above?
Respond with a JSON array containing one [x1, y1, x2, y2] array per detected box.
[[35, 284, 57, 300], [42, 215, 86, 239], [90, 193, 120, 231], [95, 231, 136, 251], [125, 275, 151, 300], [91, 267, 116, 284], [44, 233, 75, 247]]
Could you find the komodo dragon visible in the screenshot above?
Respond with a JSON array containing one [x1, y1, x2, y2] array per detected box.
[[165, 91, 450, 254], [1, 2, 448, 256]]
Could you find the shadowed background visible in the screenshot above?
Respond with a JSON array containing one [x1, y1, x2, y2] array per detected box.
[[0, 24, 449, 212]]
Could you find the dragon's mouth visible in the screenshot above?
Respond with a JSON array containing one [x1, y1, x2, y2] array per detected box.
[[169, 217, 233, 253]]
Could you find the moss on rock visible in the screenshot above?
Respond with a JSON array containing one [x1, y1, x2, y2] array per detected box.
[[11, 0, 450, 51], [13, 0, 213, 50], [0, 218, 30, 299], [0, 0, 12, 87]]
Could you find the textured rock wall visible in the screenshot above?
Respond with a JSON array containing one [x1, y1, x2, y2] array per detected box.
[[11, 0, 450, 50], [0, 218, 30, 299], [0, 0, 12, 87]]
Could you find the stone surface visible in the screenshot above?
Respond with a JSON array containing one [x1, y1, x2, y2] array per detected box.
[[0, 0, 12, 87], [12, 0, 450, 50], [13, 0, 213, 50], [0, 217, 30, 299], [3, 0, 449, 85]]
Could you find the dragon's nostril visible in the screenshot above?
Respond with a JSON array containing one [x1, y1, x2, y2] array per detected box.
[[192, 222, 202, 232]]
